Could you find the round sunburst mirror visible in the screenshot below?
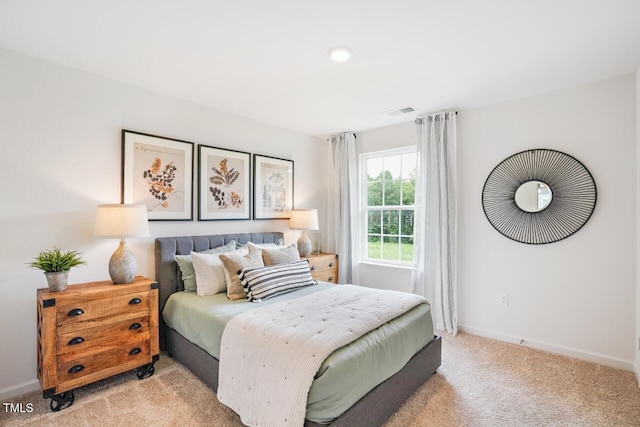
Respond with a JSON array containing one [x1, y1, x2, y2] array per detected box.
[[482, 149, 597, 244]]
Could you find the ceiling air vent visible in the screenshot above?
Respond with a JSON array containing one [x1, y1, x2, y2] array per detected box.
[[384, 105, 418, 117]]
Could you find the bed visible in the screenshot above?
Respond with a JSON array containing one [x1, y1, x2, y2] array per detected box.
[[155, 233, 441, 427]]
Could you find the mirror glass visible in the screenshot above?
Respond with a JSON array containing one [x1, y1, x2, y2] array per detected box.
[[514, 181, 552, 212]]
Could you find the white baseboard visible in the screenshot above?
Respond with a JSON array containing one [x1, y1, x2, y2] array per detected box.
[[458, 325, 635, 372], [0, 379, 39, 401], [634, 364, 640, 388]]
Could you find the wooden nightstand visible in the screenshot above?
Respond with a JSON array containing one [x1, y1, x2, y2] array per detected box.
[[307, 253, 339, 284], [37, 276, 159, 411]]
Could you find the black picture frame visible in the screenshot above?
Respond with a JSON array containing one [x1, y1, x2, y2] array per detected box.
[[121, 130, 194, 221], [198, 144, 251, 221], [253, 154, 294, 220]]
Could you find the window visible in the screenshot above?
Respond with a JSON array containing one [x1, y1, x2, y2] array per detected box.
[[361, 147, 416, 264]]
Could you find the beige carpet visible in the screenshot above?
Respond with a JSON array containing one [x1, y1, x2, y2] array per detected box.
[[3, 332, 640, 427]]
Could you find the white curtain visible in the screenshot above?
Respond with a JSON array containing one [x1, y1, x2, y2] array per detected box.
[[411, 111, 457, 334], [329, 132, 358, 284]]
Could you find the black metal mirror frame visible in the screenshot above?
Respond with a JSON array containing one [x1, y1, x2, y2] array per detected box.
[[482, 148, 597, 244]]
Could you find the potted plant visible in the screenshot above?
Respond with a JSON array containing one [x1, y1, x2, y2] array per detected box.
[[29, 248, 87, 292]]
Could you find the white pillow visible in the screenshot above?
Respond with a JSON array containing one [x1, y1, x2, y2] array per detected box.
[[174, 241, 237, 292], [245, 241, 283, 249], [192, 246, 249, 296]]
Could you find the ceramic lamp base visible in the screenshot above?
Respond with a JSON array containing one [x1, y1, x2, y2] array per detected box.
[[297, 231, 312, 258], [109, 240, 137, 284]]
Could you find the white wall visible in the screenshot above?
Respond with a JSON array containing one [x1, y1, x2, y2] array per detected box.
[[458, 74, 636, 370], [356, 75, 637, 370], [0, 48, 328, 399], [636, 66, 640, 383]]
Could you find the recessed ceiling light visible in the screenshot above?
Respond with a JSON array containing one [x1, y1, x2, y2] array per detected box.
[[328, 46, 353, 62]]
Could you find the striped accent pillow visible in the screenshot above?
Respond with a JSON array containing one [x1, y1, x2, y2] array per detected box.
[[239, 260, 316, 302]]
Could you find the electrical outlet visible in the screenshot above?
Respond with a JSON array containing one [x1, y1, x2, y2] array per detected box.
[[498, 292, 509, 307]]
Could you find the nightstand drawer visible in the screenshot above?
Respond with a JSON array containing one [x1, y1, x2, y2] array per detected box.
[[307, 253, 339, 284], [312, 271, 338, 283], [308, 256, 337, 272], [57, 340, 150, 384], [57, 315, 150, 355], [56, 292, 150, 326]]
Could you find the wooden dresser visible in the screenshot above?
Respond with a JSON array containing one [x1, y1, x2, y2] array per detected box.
[[37, 276, 159, 411], [307, 252, 339, 284]]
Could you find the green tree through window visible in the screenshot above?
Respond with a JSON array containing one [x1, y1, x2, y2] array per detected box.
[[363, 149, 416, 263]]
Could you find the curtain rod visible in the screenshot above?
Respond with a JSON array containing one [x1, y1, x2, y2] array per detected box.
[[415, 110, 458, 124], [326, 132, 357, 142]]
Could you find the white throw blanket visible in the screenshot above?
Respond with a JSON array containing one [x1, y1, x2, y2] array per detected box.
[[217, 285, 428, 427]]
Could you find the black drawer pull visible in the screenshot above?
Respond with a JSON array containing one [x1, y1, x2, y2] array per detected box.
[[67, 308, 84, 317], [129, 298, 142, 305], [328, 277, 334, 282], [329, 263, 335, 267], [129, 347, 142, 356], [129, 322, 142, 330], [68, 337, 84, 346], [310, 266, 316, 271], [68, 365, 84, 374]]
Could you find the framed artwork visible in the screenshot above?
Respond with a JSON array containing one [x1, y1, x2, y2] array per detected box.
[[121, 130, 194, 221], [253, 154, 294, 220], [198, 145, 251, 221]]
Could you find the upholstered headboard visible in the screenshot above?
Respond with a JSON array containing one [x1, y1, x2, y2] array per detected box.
[[154, 232, 284, 348]]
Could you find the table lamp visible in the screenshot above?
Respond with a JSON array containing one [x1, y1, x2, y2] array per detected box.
[[95, 204, 150, 284], [289, 209, 319, 258]]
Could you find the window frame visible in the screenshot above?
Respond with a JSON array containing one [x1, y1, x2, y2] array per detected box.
[[359, 146, 417, 267]]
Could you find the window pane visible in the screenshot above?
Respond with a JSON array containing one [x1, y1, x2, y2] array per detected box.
[[382, 236, 400, 261], [362, 149, 416, 265], [367, 235, 381, 259], [401, 180, 415, 205], [367, 182, 382, 206], [402, 153, 417, 179], [382, 210, 399, 235], [384, 179, 401, 206], [367, 157, 383, 181], [368, 210, 381, 234], [383, 155, 401, 180], [400, 237, 414, 262], [401, 210, 414, 235]]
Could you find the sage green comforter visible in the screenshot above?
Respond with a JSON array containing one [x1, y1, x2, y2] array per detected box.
[[162, 283, 434, 425]]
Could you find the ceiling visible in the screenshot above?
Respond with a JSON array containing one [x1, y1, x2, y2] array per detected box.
[[1, 0, 639, 137]]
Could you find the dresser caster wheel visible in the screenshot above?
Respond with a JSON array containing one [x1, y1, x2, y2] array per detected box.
[[50, 390, 74, 411], [136, 362, 155, 380]]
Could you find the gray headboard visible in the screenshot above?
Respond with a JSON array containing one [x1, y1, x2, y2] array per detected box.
[[154, 232, 284, 348]]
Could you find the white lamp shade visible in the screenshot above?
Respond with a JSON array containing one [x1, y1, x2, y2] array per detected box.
[[95, 204, 150, 238], [289, 209, 319, 230]]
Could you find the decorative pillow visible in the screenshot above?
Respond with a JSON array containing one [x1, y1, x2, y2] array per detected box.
[[174, 241, 236, 292], [219, 246, 264, 300], [191, 245, 248, 296], [259, 244, 300, 266], [240, 260, 316, 302], [237, 239, 284, 249]]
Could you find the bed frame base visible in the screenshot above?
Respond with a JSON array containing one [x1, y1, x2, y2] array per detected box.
[[166, 326, 441, 427], [157, 234, 441, 427]]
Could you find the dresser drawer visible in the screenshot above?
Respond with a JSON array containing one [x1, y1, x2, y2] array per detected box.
[[57, 340, 150, 384], [56, 292, 150, 326], [37, 277, 159, 408], [57, 315, 150, 355]]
